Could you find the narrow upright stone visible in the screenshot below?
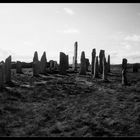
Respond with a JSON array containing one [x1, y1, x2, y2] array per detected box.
[[0, 61, 5, 83], [5, 56, 11, 83], [107, 55, 110, 73], [91, 49, 96, 74], [33, 51, 39, 62], [79, 51, 86, 75], [0, 64, 4, 89], [85, 58, 90, 71], [93, 56, 99, 78], [99, 50, 105, 74], [133, 63, 138, 73], [122, 58, 128, 85], [59, 52, 67, 75], [33, 61, 40, 77], [102, 55, 108, 81], [40, 51, 47, 74], [73, 41, 78, 71], [16, 61, 22, 74]]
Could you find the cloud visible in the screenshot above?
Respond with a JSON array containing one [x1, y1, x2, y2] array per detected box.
[[124, 34, 140, 42], [63, 28, 79, 34], [138, 13, 140, 16], [126, 51, 140, 61], [57, 28, 80, 34], [63, 8, 74, 16], [24, 41, 34, 46], [120, 42, 132, 50]]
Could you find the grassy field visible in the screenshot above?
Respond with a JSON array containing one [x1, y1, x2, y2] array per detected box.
[[0, 65, 140, 137]]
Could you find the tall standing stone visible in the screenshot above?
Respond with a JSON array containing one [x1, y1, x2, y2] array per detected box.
[[0, 64, 4, 89], [133, 63, 138, 73], [102, 55, 108, 81], [122, 58, 128, 85], [85, 58, 90, 71], [93, 56, 99, 78], [59, 52, 67, 75], [99, 50, 105, 74], [5, 56, 11, 83], [33, 51, 39, 62], [16, 61, 22, 74], [79, 51, 86, 75], [40, 51, 47, 74], [73, 41, 78, 71], [0, 61, 5, 84], [107, 55, 110, 73], [91, 49, 96, 74]]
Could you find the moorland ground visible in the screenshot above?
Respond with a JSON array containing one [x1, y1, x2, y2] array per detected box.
[[0, 65, 140, 137]]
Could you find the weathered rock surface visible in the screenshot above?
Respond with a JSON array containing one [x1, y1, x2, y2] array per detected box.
[[79, 51, 86, 75], [40, 52, 47, 74], [91, 49, 96, 75], [59, 52, 67, 75]]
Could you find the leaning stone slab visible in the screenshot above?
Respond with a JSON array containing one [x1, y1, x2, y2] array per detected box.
[[33, 51, 39, 62], [40, 51, 47, 74]]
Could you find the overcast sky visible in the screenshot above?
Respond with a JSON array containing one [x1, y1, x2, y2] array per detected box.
[[0, 3, 140, 64]]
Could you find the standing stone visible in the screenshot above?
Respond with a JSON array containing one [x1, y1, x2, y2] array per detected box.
[[16, 61, 22, 74], [133, 63, 138, 73], [59, 52, 67, 75], [33, 51, 39, 62], [73, 41, 78, 71], [40, 51, 47, 74], [85, 58, 90, 71], [122, 58, 128, 85], [0, 61, 5, 84], [0, 64, 4, 89], [33, 61, 40, 77], [93, 56, 99, 78], [91, 49, 96, 74], [79, 51, 86, 75], [99, 50, 105, 74], [107, 55, 110, 73], [102, 55, 108, 81], [5, 56, 11, 83]]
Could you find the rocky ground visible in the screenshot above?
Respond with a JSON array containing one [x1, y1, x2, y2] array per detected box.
[[0, 66, 140, 137]]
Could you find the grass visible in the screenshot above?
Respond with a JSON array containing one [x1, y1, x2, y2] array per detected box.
[[0, 66, 140, 136]]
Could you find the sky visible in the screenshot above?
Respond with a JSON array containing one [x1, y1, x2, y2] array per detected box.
[[0, 3, 140, 64]]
